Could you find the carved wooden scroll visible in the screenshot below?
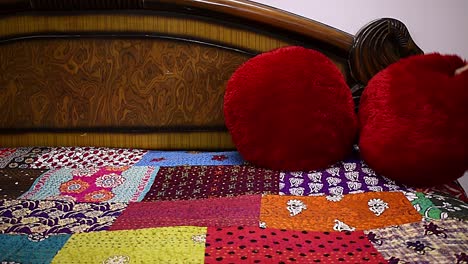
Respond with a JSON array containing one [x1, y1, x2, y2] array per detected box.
[[349, 18, 424, 85]]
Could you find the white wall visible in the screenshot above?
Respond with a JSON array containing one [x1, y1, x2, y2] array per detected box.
[[254, 0, 468, 194], [254, 0, 468, 59]]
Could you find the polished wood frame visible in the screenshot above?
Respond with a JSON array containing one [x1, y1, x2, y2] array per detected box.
[[0, 0, 423, 149]]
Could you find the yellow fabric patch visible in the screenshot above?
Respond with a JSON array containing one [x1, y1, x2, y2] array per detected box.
[[52, 226, 207, 263]]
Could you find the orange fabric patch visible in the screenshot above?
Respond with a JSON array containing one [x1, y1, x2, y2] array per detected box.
[[260, 192, 421, 232]]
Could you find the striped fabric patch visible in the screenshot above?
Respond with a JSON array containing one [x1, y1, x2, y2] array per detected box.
[[260, 192, 421, 231]]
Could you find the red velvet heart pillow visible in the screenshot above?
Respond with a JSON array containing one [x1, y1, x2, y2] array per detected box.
[[359, 53, 468, 187], [224, 46, 357, 171]]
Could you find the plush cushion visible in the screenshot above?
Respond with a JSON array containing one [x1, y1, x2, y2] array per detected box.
[[224, 46, 357, 171], [359, 53, 468, 187]]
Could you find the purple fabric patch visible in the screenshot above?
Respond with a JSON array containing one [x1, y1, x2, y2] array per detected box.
[[279, 158, 408, 196], [0, 199, 126, 240]]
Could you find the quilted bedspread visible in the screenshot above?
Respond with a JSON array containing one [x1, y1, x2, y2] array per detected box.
[[0, 147, 467, 263]]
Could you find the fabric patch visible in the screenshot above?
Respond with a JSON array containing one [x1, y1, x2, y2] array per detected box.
[[418, 180, 468, 202], [424, 192, 468, 220], [0, 199, 126, 239], [52, 226, 206, 263], [405, 191, 449, 220], [204, 226, 386, 263], [279, 158, 408, 196], [110, 195, 261, 231], [260, 192, 421, 231], [135, 150, 244, 166], [20, 166, 158, 203], [143, 166, 279, 201], [0, 148, 33, 169], [0, 234, 70, 264], [32, 147, 147, 169], [3, 147, 51, 169], [365, 219, 468, 263], [0, 169, 47, 199]]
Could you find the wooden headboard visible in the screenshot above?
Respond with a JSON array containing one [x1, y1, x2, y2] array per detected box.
[[0, 0, 422, 149]]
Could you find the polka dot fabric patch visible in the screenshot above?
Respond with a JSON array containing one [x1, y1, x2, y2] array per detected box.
[[204, 226, 386, 263], [143, 166, 279, 201], [260, 192, 422, 231], [0, 168, 47, 199]]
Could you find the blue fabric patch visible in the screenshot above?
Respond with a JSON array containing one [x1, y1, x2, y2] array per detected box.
[[0, 233, 70, 264], [135, 151, 244, 166]]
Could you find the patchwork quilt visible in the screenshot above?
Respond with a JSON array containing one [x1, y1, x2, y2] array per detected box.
[[0, 147, 467, 263]]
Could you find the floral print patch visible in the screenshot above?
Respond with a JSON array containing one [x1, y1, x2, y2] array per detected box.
[[20, 166, 158, 203], [0, 199, 126, 239]]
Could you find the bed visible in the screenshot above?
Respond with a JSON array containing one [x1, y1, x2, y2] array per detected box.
[[0, 0, 467, 263]]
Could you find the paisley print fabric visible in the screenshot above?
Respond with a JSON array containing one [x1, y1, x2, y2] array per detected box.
[[0, 148, 34, 169], [260, 192, 421, 231], [0, 199, 126, 239], [32, 147, 147, 169]]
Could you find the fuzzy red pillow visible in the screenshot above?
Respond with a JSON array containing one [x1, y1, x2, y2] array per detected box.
[[224, 46, 357, 171], [359, 53, 468, 187]]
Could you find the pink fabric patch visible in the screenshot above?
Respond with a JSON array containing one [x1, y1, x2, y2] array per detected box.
[[57, 167, 128, 202], [110, 195, 262, 230], [205, 226, 387, 263]]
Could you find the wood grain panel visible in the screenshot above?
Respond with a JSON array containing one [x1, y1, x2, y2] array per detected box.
[[0, 132, 235, 150], [1, 0, 354, 54], [0, 14, 292, 53], [0, 38, 250, 130]]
